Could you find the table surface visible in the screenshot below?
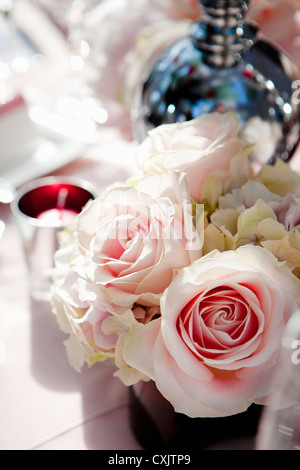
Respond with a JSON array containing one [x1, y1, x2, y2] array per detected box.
[[0, 0, 149, 450], [0, 122, 146, 450]]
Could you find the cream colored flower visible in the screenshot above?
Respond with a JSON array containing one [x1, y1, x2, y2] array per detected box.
[[262, 230, 300, 277], [254, 160, 300, 197], [210, 209, 240, 236], [203, 223, 234, 255], [218, 180, 281, 212], [235, 199, 286, 248], [201, 148, 254, 212]]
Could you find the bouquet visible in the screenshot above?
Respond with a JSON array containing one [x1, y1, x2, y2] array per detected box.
[[51, 112, 300, 418]]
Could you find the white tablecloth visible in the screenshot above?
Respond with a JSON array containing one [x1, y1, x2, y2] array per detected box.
[[1, 0, 300, 452], [0, 120, 145, 450]]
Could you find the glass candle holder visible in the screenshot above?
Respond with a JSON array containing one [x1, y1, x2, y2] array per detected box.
[[11, 175, 98, 301]]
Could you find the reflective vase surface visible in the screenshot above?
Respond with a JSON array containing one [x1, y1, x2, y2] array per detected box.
[[132, 0, 300, 164], [129, 380, 262, 450]]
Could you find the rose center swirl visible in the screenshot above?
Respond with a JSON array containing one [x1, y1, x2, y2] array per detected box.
[[177, 286, 259, 359]]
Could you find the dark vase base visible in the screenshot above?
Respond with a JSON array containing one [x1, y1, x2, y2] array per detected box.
[[129, 381, 263, 450]]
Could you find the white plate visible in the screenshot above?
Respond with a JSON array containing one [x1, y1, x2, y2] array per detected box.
[[0, 0, 104, 190], [0, 108, 87, 189]]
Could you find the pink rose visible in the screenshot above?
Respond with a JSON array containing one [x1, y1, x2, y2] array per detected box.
[[52, 247, 161, 374], [124, 246, 300, 417], [51, 267, 124, 370], [249, 0, 300, 70], [71, 171, 201, 306], [274, 188, 300, 232], [137, 112, 246, 202]]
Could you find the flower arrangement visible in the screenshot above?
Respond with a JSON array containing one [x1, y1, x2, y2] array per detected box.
[[51, 112, 300, 419]]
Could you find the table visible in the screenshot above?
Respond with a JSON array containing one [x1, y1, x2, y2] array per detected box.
[[1, 0, 300, 452], [0, 0, 147, 450], [0, 122, 146, 450]]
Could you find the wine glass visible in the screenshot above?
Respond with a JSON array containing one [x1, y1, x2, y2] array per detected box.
[[256, 311, 300, 450], [0, 0, 43, 103], [46, 0, 108, 137]]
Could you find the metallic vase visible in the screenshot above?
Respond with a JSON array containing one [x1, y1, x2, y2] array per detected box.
[[132, 0, 300, 164]]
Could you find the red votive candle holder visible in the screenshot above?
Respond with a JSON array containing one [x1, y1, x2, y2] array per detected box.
[[11, 176, 98, 301]]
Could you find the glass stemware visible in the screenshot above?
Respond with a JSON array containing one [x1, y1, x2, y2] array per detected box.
[[63, 0, 108, 127], [0, 0, 43, 103], [30, 0, 108, 144], [132, 0, 300, 164], [256, 311, 300, 450]]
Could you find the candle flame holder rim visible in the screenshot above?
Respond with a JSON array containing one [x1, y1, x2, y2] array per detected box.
[[11, 175, 98, 228]]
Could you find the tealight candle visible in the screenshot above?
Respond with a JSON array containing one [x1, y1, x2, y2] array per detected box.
[[11, 176, 98, 301], [37, 207, 78, 225], [35, 187, 79, 225]]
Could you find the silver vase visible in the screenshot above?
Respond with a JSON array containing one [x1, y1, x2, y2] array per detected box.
[[132, 0, 300, 164]]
